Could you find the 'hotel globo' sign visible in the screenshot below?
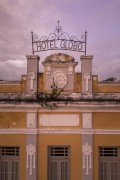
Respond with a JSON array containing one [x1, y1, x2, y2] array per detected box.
[[31, 21, 87, 55], [35, 39, 83, 52]]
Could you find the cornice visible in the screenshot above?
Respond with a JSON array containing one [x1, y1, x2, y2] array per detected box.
[[0, 103, 120, 112], [0, 128, 120, 135]]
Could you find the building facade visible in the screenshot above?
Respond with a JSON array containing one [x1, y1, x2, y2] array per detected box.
[[0, 24, 120, 180]]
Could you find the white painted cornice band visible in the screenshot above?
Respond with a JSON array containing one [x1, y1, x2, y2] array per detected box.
[[0, 103, 120, 112], [0, 128, 120, 135]]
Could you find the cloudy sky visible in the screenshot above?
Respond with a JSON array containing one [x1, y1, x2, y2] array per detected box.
[[0, 0, 120, 81]]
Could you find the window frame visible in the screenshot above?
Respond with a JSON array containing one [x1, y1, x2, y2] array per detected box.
[[0, 146, 20, 180], [48, 146, 71, 180], [99, 146, 120, 180]]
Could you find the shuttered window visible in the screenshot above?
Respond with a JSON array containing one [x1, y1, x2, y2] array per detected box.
[[99, 147, 120, 180], [48, 146, 70, 180], [0, 146, 19, 180]]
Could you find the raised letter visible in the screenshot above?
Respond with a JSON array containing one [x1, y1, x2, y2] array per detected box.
[[37, 42, 42, 51], [50, 40, 55, 49], [60, 40, 66, 48], [78, 42, 82, 50], [54, 40, 58, 48], [68, 41, 73, 49], [73, 41, 78, 50], [41, 42, 46, 50]]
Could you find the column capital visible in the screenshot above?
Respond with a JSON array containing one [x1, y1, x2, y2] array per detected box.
[[80, 55, 93, 61], [26, 55, 40, 60]]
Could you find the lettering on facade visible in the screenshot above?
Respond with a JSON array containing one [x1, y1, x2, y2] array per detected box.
[[84, 73, 90, 92], [82, 142, 92, 175], [26, 143, 36, 175], [35, 39, 83, 52], [29, 72, 35, 91]]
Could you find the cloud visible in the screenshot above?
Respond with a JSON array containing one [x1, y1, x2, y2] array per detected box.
[[0, 59, 26, 80], [0, 0, 120, 81]]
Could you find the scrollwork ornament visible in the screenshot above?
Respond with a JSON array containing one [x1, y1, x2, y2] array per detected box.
[[31, 20, 87, 55]]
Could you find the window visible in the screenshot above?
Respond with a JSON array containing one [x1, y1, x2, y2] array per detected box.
[[48, 146, 70, 180], [0, 146, 19, 180], [99, 147, 120, 180]]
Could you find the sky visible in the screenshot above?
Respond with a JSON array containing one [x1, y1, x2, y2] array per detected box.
[[0, 0, 120, 81]]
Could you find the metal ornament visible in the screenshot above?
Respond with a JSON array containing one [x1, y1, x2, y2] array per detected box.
[[26, 143, 36, 175], [82, 142, 92, 175], [31, 20, 87, 55]]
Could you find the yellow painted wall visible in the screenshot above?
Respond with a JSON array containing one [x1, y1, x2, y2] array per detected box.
[[0, 112, 26, 128], [93, 112, 120, 129], [92, 75, 98, 93], [0, 134, 26, 180], [38, 73, 44, 92], [98, 84, 120, 93], [0, 73, 120, 93], [0, 84, 22, 93], [0, 75, 27, 93], [21, 76, 27, 92], [74, 73, 82, 92], [38, 134, 82, 180], [93, 134, 120, 180]]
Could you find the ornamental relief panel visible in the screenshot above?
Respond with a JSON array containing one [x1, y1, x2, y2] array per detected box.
[[27, 113, 36, 128], [26, 143, 36, 175], [82, 142, 92, 175], [83, 113, 92, 128]]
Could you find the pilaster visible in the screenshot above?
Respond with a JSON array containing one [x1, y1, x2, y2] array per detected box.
[[80, 55, 93, 94], [26, 55, 40, 94], [26, 112, 38, 180], [82, 112, 93, 180]]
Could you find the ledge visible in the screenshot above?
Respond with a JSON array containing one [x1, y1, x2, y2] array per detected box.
[[0, 93, 119, 104]]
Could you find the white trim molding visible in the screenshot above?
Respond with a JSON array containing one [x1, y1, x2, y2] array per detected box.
[[0, 128, 120, 135], [0, 103, 120, 112]]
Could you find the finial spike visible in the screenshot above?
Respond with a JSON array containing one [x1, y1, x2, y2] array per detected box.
[[57, 20, 60, 27]]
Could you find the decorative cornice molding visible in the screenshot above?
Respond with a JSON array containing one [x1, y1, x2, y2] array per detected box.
[[0, 103, 120, 112], [0, 128, 120, 135], [38, 128, 81, 134], [0, 129, 26, 134], [26, 129, 38, 134]]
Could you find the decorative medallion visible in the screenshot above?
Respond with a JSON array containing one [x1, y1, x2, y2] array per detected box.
[[52, 71, 68, 89], [22, 75, 27, 81]]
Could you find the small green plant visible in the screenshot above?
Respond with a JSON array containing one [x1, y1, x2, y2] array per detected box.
[[41, 82, 63, 110]]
